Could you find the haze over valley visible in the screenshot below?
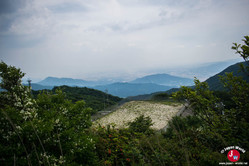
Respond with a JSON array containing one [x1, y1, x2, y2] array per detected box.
[[1, 0, 248, 83]]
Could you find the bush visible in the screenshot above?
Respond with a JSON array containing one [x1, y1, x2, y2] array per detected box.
[[152, 93, 169, 101], [0, 61, 98, 165], [128, 115, 153, 134], [93, 125, 143, 165]]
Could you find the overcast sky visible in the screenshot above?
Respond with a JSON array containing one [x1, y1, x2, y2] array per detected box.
[[0, 0, 249, 81]]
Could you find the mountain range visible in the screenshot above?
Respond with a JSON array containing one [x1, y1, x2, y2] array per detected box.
[[23, 83, 53, 90], [124, 62, 249, 101], [94, 82, 173, 98], [34, 74, 193, 97], [131, 73, 193, 86], [29, 61, 248, 98], [37, 77, 92, 87], [168, 59, 242, 80], [37, 77, 122, 87]]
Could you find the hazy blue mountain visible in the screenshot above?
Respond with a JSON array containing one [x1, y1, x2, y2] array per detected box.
[[205, 62, 249, 91], [2, 83, 52, 92], [37, 77, 125, 87], [170, 59, 242, 80], [124, 62, 249, 101], [37, 77, 91, 87], [94, 82, 173, 98], [131, 73, 194, 87], [36, 74, 192, 98], [23, 83, 53, 90]]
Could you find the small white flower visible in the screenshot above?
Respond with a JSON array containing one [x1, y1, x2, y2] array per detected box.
[[55, 119, 60, 124]]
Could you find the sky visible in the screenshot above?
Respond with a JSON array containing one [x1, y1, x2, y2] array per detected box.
[[0, 0, 249, 82]]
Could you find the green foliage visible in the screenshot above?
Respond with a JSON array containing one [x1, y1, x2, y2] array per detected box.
[[152, 93, 169, 101], [0, 61, 25, 92], [232, 36, 249, 76], [204, 61, 249, 91], [33, 85, 122, 113], [0, 61, 98, 165], [128, 115, 153, 134], [169, 36, 249, 164], [232, 36, 249, 63], [163, 116, 202, 138], [213, 91, 236, 109], [173, 78, 224, 119], [94, 125, 143, 165]]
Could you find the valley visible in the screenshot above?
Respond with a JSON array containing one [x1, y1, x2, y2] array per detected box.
[[27, 60, 246, 98]]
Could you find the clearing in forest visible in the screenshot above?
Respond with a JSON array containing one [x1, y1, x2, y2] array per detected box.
[[93, 101, 183, 130]]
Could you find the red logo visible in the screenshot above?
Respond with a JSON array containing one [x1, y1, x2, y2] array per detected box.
[[227, 149, 240, 162]]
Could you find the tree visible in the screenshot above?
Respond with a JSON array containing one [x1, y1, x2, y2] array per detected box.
[[128, 115, 153, 134], [168, 36, 249, 164], [0, 61, 36, 165], [232, 36, 249, 74], [0, 61, 98, 165]]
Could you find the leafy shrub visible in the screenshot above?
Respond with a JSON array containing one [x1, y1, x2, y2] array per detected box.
[[0, 61, 98, 165], [152, 93, 169, 101], [93, 125, 144, 165], [128, 115, 153, 134]]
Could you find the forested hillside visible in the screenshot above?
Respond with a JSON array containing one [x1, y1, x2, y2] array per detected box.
[[33, 85, 122, 112], [205, 61, 249, 90], [130, 62, 249, 101]]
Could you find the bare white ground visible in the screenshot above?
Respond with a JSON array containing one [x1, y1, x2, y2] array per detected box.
[[93, 101, 183, 130]]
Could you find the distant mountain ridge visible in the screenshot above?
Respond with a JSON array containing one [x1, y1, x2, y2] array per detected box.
[[94, 82, 173, 98], [131, 73, 193, 87], [36, 74, 194, 97], [37, 77, 125, 87], [124, 62, 249, 101], [38, 77, 91, 87], [24, 83, 53, 90], [32, 62, 248, 98], [205, 62, 249, 91], [169, 59, 242, 80], [38, 74, 193, 88]]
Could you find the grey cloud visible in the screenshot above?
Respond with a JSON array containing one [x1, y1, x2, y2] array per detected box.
[[109, 24, 123, 31], [0, 34, 45, 50], [0, 0, 28, 33], [48, 2, 88, 13], [0, 15, 15, 32], [117, 0, 174, 6], [1, 0, 249, 80], [0, 0, 26, 15], [117, 0, 202, 7]]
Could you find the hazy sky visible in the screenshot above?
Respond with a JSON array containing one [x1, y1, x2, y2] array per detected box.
[[0, 0, 249, 81]]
